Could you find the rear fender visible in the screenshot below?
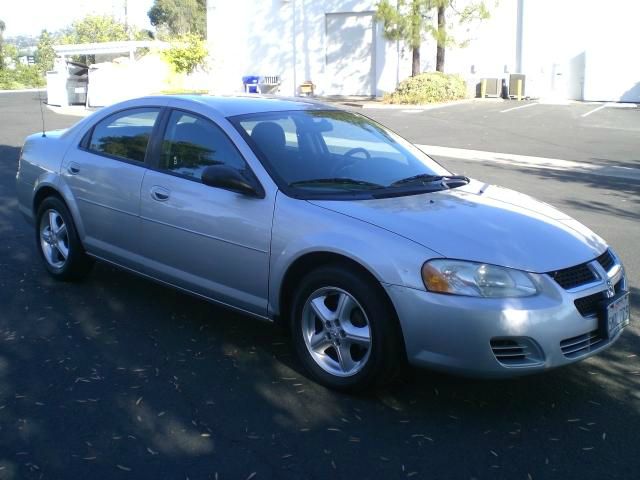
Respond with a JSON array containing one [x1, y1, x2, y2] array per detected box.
[[32, 174, 86, 241]]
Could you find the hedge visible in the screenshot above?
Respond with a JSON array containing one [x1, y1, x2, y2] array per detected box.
[[0, 65, 46, 90], [385, 72, 467, 105]]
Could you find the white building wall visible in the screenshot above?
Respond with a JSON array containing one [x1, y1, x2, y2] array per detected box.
[[520, 0, 640, 102], [206, 0, 517, 97], [208, 0, 411, 97], [207, 0, 292, 94], [207, 0, 639, 102]]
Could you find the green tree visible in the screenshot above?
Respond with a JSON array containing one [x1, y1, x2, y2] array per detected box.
[[62, 15, 129, 44], [3, 43, 19, 64], [376, 0, 491, 76], [0, 19, 6, 69], [148, 0, 206, 38], [35, 30, 56, 73], [162, 33, 207, 73], [61, 15, 146, 65]]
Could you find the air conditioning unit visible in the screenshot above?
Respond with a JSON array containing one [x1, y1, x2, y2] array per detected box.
[[481, 78, 500, 97]]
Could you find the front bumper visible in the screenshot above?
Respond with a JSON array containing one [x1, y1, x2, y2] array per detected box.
[[385, 262, 629, 377]]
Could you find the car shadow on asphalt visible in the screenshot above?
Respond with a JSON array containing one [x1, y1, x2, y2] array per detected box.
[[508, 165, 640, 221], [1, 248, 639, 478]]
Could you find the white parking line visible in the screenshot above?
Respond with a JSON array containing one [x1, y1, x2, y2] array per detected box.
[[581, 104, 607, 117], [500, 102, 538, 113], [417, 144, 640, 181]]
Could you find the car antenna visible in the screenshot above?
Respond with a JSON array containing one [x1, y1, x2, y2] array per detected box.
[[38, 89, 46, 137]]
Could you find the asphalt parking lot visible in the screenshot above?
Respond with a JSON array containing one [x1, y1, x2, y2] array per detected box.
[[0, 91, 639, 480], [362, 100, 640, 167]]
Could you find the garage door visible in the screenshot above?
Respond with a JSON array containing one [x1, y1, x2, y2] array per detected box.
[[325, 12, 374, 96]]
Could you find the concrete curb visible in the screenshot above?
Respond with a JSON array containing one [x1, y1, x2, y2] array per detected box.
[[337, 98, 479, 110], [0, 88, 46, 94], [419, 144, 640, 182], [46, 104, 97, 118], [366, 98, 479, 110]]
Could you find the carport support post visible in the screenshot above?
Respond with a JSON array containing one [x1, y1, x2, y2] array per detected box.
[[480, 79, 486, 99], [517, 79, 522, 101], [60, 56, 69, 107]]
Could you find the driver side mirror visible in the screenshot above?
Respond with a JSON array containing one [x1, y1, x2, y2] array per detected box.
[[201, 165, 264, 198]]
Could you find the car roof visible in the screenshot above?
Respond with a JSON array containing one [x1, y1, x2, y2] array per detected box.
[[61, 94, 345, 140], [163, 94, 341, 117]]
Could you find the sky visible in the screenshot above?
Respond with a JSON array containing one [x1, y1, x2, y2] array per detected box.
[[1, 0, 155, 37]]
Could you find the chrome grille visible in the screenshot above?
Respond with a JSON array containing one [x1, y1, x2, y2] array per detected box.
[[560, 330, 605, 358], [574, 292, 603, 317], [574, 279, 622, 317], [614, 280, 624, 295], [596, 249, 615, 273], [549, 263, 596, 289], [548, 249, 616, 290]]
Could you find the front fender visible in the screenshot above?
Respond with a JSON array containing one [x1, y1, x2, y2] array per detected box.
[[268, 194, 439, 316]]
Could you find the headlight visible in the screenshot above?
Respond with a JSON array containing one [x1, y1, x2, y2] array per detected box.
[[421, 259, 538, 298]]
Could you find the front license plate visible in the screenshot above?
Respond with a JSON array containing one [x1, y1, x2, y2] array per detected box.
[[605, 293, 630, 338]]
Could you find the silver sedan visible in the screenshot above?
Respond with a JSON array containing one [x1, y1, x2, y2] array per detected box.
[[16, 95, 631, 390]]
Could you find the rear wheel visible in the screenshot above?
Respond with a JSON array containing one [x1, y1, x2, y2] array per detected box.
[[290, 264, 403, 391], [35, 197, 93, 281]]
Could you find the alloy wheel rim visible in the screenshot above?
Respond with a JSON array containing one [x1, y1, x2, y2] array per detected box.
[[39, 209, 69, 269], [301, 286, 372, 377]]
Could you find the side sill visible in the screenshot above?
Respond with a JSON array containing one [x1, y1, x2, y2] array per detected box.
[[86, 252, 274, 323]]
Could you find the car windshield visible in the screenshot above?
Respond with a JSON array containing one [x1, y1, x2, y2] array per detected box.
[[231, 110, 462, 198]]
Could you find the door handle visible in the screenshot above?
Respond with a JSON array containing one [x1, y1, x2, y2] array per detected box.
[[67, 163, 80, 175], [150, 186, 170, 202]]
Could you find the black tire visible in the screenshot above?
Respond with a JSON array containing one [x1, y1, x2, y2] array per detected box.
[[290, 264, 404, 392], [35, 196, 93, 281]]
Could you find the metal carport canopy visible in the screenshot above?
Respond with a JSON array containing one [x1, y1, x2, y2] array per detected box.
[[53, 40, 168, 58]]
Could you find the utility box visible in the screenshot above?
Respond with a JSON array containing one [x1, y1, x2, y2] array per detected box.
[[509, 74, 526, 99], [299, 80, 315, 96], [46, 61, 88, 107]]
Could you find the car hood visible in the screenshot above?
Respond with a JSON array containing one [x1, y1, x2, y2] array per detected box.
[[308, 180, 607, 273]]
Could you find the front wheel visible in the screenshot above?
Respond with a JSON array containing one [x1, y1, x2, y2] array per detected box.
[[35, 196, 93, 281], [290, 265, 403, 391]]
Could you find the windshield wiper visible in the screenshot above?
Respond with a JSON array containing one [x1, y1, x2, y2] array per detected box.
[[290, 178, 384, 189], [390, 174, 469, 187]]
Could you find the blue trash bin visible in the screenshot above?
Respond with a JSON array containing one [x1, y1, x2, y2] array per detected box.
[[242, 75, 260, 94]]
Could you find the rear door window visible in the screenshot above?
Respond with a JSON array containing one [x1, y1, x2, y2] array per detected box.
[[89, 108, 160, 162]]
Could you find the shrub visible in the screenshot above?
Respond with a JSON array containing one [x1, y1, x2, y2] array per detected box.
[[385, 72, 467, 104], [0, 65, 46, 90], [14, 65, 46, 88], [162, 33, 208, 74], [0, 70, 22, 90]]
